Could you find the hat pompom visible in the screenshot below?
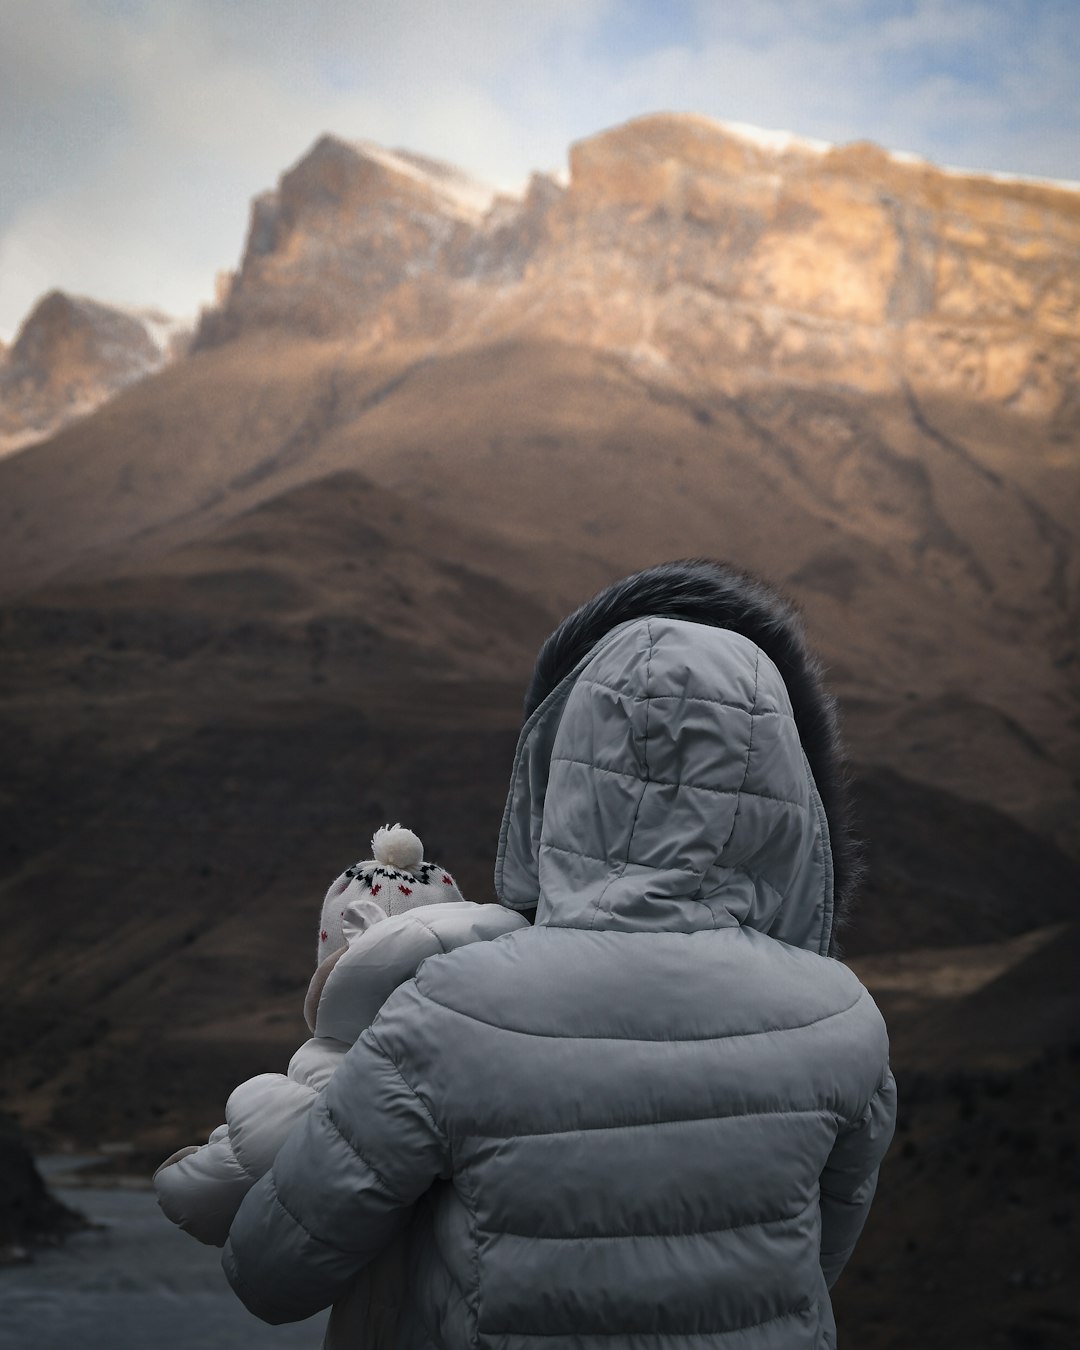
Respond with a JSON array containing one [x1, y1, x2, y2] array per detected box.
[[371, 823, 424, 871]]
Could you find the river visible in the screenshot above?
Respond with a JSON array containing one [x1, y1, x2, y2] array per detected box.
[[0, 1164, 330, 1349]]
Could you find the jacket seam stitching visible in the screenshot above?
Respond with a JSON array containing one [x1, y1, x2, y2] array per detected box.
[[485, 1303, 814, 1338], [466, 1105, 834, 1142], [410, 976, 864, 1041], [586, 619, 654, 933], [819, 1177, 875, 1204], [536, 841, 800, 902], [406, 915, 450, 955], [323, 1097, 404, 1203], [718, 647, 760, 862], [539, 840, 647, 868], [366, 1027, 451, 1157], [704, 863, 786, 911], [549, 756, 807, 809], [837, 1064, 894, 1135], [265, 1170, 358, 1255], [573, 675, 793, 718], [458, 1161, 484, 1349], [231, 1141, 268, 1183], [479, 1195, 815, 1241]]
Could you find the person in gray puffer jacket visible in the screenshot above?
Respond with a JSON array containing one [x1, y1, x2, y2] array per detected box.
[[223, 559, 897, 1349]]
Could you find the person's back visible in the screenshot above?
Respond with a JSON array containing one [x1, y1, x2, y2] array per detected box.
[[223, 567, 896, 1349], [381, 926, 890, 1348]]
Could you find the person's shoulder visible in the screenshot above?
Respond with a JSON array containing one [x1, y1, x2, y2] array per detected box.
[[729, 934, 891, 1113], [736, 926, 869, 999], [773, 935, 887, 1034], [781, 944, 891, 1080]]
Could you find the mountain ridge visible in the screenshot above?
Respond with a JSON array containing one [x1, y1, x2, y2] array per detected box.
[[1, 109, 1078, 1042], [186, 112, 1080, 425], [0, 290, 189, 457], [0, 113, 1076, 1349]]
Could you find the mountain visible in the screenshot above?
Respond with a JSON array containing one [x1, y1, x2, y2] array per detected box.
[[0, 114, 1078, 1166], [194, 117, 1080, 415], [0, 290, 189, 457], [196, 134, 498, 346]]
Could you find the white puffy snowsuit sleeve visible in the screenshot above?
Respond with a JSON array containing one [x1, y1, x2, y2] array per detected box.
[[153, 1127, 253, 1248], [153, 1063, 336, 1247], [154, 900, 527, 1249]]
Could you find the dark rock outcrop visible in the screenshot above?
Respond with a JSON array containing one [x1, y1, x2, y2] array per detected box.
[[0, 1115, 88, 1262]]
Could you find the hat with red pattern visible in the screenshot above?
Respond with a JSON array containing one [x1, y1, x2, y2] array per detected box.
[[316, 823, 465, 961]]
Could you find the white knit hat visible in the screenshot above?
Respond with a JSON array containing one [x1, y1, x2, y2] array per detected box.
[[316, 823, 465, 961]]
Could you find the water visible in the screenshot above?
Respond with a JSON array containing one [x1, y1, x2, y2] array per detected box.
[[0, 1181, 330, 1349]]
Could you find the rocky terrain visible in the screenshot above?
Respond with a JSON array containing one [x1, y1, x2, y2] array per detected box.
[[0, 290, 188, 456], [0, 113, 1077, 1347], [199, 117, 1080, 415]]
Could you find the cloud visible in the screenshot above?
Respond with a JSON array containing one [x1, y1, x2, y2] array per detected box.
[[1, 0, 1077, 338], [556, 0, 1080, 171], [0, 0, 611, 334]]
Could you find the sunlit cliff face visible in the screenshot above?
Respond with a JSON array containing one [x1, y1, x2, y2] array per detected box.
[[1, 112, 1078, 856], [0, 115, 1077, 1223], [4, 112, 1077, 456], [195, 112, 1079, 418]]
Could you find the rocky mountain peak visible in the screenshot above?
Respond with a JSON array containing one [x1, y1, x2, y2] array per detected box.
[[286, 135, 496, 223], [0, 291, 188, 457], [183, 114, 1077, 419], [514, 114, 1080, 414], [566, 111, 828, 205], [195, 134, 502, 347], [11, 290, 157, 369]]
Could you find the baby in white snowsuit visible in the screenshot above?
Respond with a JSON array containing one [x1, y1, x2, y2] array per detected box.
[[154, 824, 526, 1346]]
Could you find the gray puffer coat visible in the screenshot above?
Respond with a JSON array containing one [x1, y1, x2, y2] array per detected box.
[[224, 608, 896, 1349]]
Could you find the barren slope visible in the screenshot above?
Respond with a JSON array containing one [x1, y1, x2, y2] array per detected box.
[[1, 114, 1078, 1172], [1, 126, 1078, 1350], [2, 332, 1076, 852]]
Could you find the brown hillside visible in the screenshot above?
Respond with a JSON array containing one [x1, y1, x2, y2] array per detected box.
[[2, 118, 1078, 1350], [1, 113, 1078, 1162], [2, 334, 1076, 852]]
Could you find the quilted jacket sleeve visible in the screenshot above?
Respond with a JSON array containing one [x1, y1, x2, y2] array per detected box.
[[818, 1065, 897, 1288], [222, 1019, 450, 1325]]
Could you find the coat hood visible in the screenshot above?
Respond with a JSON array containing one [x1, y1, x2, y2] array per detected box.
[[496, 561, 860, 955]]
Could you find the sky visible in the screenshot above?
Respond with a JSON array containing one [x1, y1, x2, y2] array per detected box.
[[1, 0, 1078, 340]]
